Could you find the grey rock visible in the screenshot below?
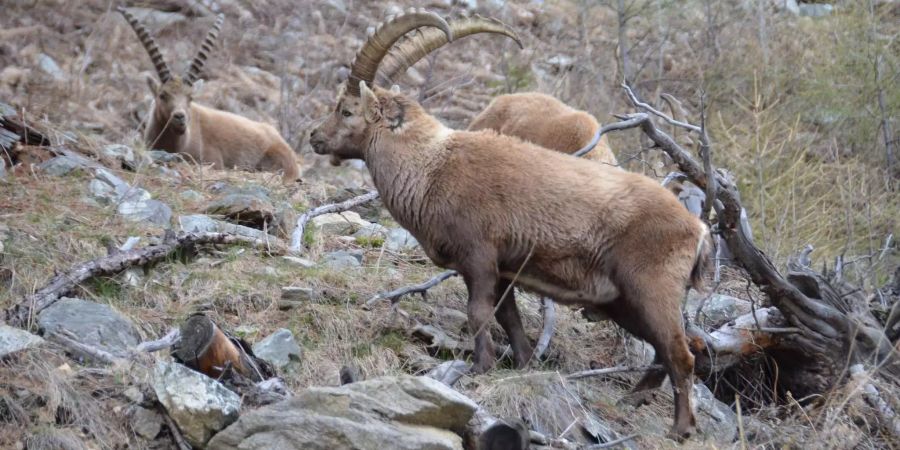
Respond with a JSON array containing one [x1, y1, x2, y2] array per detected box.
[[312, 211, 372, 236], [281, 286, 317, 301], [37, 298, 140, 358], [38, 155, 88, 176], [124, 386, 144, 404], [0, 324, 44, 358], [688, 293, 751, 326], [385, 227, 419, 253], [353, 223, 388, 240], [153, 360, 241, 447], [209, 375, 476, 450], [37, 53, 65, 81], [148, 150, 185, 164], [101, 144, 146, 171], [205, 193, 275, 228], [323, 250, 362, 269], [782, 0, 800, 15], [281, 256, 315, 268], [118, 198, 172, 226], [130, 406, 163, 439], [252, 328, 302, 370], [425, 360, 469, 387], [693, 383, 736, 442], [88, 178, 117, 204], [0, 160, 6, 179], [153, 165, 182, 182], [800, 3, 833, 17], [179, 189, 204, 202]]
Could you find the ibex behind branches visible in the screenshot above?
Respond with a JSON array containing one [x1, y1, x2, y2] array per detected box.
[[373, 18, 617, 165], [309, 10, 711, 440], [119, 8, 300, 183]]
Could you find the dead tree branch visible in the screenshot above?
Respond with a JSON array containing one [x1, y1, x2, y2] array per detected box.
[[5, 231, 286, 327], [567, 364, 663, 381], [850, 364, 900, 439], [364, 270, 458, 309], [533, 298, 556, 361], [289, 190, 380, 253]]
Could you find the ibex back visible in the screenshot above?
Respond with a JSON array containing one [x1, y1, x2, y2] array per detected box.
[[309, 10, 710, 441]]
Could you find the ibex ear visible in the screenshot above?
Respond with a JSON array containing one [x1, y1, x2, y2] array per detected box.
[[146, 76, 159, 95], [381, 94, 406, 131], [359, 81, 381, 123]]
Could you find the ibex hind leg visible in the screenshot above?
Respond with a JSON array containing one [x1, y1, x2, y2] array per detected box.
[[613, 283, 697, 441], [494, 279, 534, 369]]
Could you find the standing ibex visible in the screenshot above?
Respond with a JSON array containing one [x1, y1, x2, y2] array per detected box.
[[309, 11, 710, 440], [119, 8, 300, 183], [374, 18, 617, 165]]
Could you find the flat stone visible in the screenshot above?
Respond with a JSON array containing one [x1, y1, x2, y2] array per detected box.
[[281, 286, 317, 301], [130, 406, 163, 439], [209, 375, 476, 450], [38, 155, 88, 176], [153, 360, 241, 447], [693, 383, 737, 442], [37, 298, 140, 358], [118, 198, 172, 226], [205, 193, 276, 229], [323, 250, 362, 269], [252, 328, 302, 370], [0, 324, 45, 358], [312, 211, 372, 236], [101, 144, 146, 171], [281, 256, 315, 268], [385, 227, 419, 253], [37, 53, 65, 81], [179, 190, 204, 202]]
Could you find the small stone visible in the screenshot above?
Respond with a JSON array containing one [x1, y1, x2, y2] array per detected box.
[[180, 190, 204, 202], [384, 228, 419, 253], [205, 193, 276, 229], [0, 324, 45, 358], [37, 53, 65, 81], [101, 144, 143, 171], [323, 250, 362, 269], [148, 150, 185, 164], [799, 3, 833, 17], [124, 386, 144, 404], [38, 155, 87, 176], [118, 199, 172, 226], [693, 383, 737, 442], [131, 406, 164, 439], [252, 328, 302, 370], [311, 211, 372, 236], [281, 256, 315, 268], [282, 286, 316, 301]]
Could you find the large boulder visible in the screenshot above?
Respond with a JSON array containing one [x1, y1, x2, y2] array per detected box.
[[153, 360, 241, 447], [37, 297, 140, 358], [209, 375, 478, 450]]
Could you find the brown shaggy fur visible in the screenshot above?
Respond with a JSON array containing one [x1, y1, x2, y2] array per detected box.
[[468, 92, 618, 165], [311, 82, 711, 440], [144, 77, 300, 183]]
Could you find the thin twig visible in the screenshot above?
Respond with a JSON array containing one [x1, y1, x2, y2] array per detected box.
[[135, 328, 181, 353], [160, 406, 192, 450], [364, 270, 458, 308], [289, 190, 380, 253], [622, 83, 701, 133], [533, 297, 556, 361], [584, 433, 638, 449], [567, 364, 663, 380]]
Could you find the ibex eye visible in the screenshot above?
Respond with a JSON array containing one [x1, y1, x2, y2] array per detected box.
[[342, 110, 352, 117]]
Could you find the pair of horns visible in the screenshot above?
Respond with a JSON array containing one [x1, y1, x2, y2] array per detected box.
[[348, 10, 522, 95], [375, 15, 523, 87], [118, 7, 224, 85]]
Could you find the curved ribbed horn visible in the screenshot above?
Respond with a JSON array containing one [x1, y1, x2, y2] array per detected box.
[[347, 8, 452, 96], [375, 15, 522, 87], [118, 6, 172, 82], [185, 13, 225, 85]]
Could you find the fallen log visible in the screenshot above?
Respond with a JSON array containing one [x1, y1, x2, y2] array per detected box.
[[5, 231, 288, 327], [289, 189, 380, 253]]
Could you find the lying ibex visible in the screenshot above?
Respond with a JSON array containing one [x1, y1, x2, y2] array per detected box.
[[309, 10, 710, 440], [373, 18, 617, 165], [119, 8, 300, 183]]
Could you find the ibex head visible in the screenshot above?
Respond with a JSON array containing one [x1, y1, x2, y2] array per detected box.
[[310, 11, 520, 165], [310, 9, 453, 165], [119, 7, 224, 135]]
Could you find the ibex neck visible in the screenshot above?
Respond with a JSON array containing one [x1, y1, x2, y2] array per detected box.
[[365, 123, 450, 232]]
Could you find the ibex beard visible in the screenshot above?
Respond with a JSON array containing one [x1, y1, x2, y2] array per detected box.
[[312, 80, 711, 441]]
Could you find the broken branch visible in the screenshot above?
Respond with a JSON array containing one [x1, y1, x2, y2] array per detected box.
[[533, 297, 556, 361], [5, 231, 286, 327], [567, 364, 663, 380], [289, 190, 380, 253], [364, 270, 459, 309]]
